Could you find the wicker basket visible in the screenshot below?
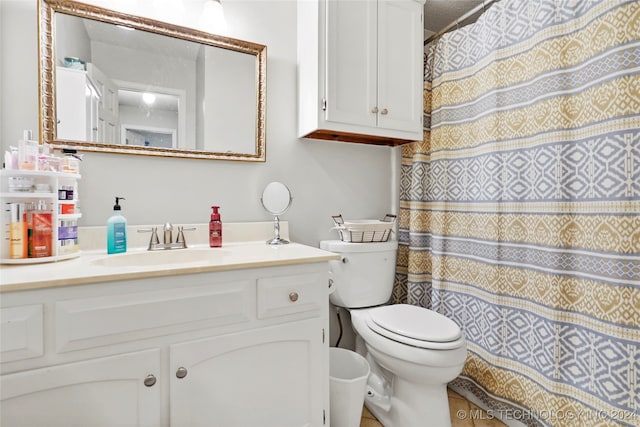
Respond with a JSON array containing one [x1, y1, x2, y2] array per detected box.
[[331, 214, 396, 243]]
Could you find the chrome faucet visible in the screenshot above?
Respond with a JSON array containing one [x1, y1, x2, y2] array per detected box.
[[163, 222, 173, 245], [138, 223, 195, 250]]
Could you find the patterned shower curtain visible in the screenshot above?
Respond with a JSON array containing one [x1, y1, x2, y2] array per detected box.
[[392, 0, 639, 426]]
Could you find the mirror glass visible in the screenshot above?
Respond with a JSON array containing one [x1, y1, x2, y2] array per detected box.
[[39, 0, 266, 161], [261, 182, 292, 215], [261, 182, 292, 245]]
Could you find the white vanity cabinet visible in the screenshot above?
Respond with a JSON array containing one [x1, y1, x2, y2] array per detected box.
[[0, 262, 330, 427], [170, 319, 324, 427], [1, 349, 161, 427], [298, 0, 425, 146]]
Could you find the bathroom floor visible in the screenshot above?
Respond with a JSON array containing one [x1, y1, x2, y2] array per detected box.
[[360, 388, 507, 427]]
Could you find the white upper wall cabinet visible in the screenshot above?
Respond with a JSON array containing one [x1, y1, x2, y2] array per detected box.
[[56, 67, 101, 142], [298, 0, 425, 146]]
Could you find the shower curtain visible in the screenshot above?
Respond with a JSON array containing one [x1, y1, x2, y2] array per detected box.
[[393, 0, 639, 426]]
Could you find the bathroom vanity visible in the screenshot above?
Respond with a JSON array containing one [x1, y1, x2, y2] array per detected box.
[[0, 242, 339, 427]]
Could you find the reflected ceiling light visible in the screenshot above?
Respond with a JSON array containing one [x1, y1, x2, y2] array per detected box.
[[116, 25, 135, 31], [200, 0, 227, 33], [142, 93, 156, 105]]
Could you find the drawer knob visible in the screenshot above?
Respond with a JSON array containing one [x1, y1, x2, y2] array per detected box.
[[289, 292, 299, 302], [176, 367, 188, 379], [381, 108, 389, 115], [143, 374, 157, 387]]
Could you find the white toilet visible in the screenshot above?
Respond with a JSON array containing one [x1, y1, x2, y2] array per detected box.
[[321, 239, 467, 427]]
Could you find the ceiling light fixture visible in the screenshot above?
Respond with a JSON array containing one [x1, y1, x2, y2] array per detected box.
[[200, 0, 227, 33]]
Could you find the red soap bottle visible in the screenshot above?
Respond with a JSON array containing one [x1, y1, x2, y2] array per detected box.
[[209, 206, 222, 247]]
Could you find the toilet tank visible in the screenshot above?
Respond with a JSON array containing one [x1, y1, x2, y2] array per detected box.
[[320, 240, 398, 308]]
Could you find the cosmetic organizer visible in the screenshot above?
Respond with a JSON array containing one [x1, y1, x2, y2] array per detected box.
[[0, 169, 81, 264]]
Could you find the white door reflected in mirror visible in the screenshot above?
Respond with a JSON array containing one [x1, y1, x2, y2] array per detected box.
[[261, 182, 292, 245]]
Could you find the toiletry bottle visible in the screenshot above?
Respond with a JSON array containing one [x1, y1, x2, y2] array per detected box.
[[18, 130, 39, 170], [8, 203, 28, 259], [107, 197, 127, 254], [29, 200, 53, 258], [59, 219, 79, 255], [209, 206, 222, 247], [4, 146, 18, 169]]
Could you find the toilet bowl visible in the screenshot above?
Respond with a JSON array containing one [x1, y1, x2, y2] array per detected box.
[[320, 240, 467, 427], [351, 305, 466, 427]]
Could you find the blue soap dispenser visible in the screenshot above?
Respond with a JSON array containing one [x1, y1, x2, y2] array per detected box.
[[107, 197, 127, 254]]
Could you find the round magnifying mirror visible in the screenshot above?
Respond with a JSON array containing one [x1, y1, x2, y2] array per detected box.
[[261, 182, 292, 245]]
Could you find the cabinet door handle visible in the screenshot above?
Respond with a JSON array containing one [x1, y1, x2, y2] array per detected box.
[[371, 107, 379, 114], [289, 292, 299, 302], [381, 108, 388, 115], [143, 374, 157, 387], [176, 367, 188, 379]]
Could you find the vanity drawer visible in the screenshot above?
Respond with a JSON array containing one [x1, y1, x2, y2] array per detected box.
[[0, 304, 44, 363], [55, 280, 253, 353], [257, 273, 323, 319]]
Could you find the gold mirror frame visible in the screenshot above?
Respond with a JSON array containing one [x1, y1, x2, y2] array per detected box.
[[38, 0, 267, 162]]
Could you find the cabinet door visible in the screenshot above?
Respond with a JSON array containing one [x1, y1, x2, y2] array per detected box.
[[325, 0, 377, 127], [170, 319, 326, 427], [1, 349, 161, 427], [377, 0, 423, 133], [56, 68, 88, 141]]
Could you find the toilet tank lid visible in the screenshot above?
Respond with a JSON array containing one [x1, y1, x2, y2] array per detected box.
[[320, 240, 398, 253]]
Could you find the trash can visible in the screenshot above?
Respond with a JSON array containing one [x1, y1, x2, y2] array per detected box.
[[329, 347, 371, 427]]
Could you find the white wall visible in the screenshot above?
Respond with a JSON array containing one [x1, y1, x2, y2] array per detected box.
[[1, 0, 40, 148], [0, 0, 400, 247], [203, 46, 256, 154], [54, 12, 91, 65]]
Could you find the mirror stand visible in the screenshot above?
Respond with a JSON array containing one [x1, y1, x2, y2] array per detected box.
[[261, 182, 293, 246], [267, 215, 289, 245]]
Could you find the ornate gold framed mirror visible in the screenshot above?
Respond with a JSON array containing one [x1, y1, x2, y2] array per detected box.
[[39, 0, 266, 161]]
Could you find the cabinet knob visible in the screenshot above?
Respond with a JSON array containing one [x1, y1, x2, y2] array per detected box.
[[381, 108, 389, 115], [143, 374, 157, 387], [289, 292, 299, 302], [371, 107, 379, 114], [176, 367, 188, 379]]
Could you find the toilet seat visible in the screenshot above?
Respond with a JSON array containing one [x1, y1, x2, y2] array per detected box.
[[366, 304, 464, 350]]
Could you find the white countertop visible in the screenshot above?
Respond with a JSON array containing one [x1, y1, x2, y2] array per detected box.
[[0, 242, 340, 293]]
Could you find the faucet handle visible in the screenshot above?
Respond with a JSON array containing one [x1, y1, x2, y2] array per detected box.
[[138, 227, 160, 250], [176, 226, 196, 248], [150, 227, 160, 245], [176, 226, 186, 245]]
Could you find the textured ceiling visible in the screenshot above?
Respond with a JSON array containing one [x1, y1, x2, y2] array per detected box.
[[423, 0, 486, 39]]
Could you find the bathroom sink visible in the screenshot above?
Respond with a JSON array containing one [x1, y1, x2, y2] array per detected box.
[[91, 249, 230, 267]]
